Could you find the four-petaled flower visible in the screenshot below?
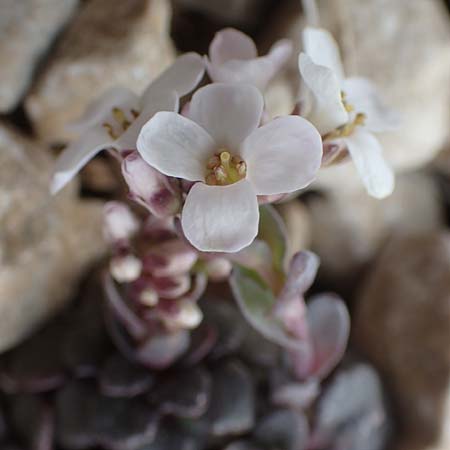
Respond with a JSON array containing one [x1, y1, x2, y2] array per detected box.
[[137, 83, 322, 253], [50, 53, 205, 194], [206, 28, 293, 91], [298, 26, 399, 198]]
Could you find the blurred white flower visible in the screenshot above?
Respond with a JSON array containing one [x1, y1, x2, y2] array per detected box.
[[137, 83, 322, 253], [50, 53, 205, 194], [206, 28, 292, 91], [299, 27, 399, 199]]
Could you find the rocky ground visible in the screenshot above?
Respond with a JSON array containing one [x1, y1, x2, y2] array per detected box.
[[0, 1, 450, 449]]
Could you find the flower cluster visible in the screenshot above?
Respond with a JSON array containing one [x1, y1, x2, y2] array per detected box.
[[51, 22, 398, 388]]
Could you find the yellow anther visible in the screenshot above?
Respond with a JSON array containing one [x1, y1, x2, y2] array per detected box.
[[102, 123, 118, 139], [236, 161, 247, 176], [354, 113, 366, 126], [112, 107, 131, 130]]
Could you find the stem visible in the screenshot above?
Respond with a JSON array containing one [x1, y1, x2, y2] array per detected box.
[[301, 0, 319, 27]]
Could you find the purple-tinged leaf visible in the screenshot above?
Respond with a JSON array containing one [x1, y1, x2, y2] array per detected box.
[[254, 409, 309, 450], [136, 330, 190, 370], [99, 353, 154, 398], [207, 360, 255, 437], [292, 294, 350, 380], [150, 367, 211, 419]]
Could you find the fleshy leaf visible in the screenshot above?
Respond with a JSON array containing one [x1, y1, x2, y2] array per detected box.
[[207, 360, 255, 437], [254, 409, 309, 450], [257, 204, 287, 274], [230, 265, 310, 352]]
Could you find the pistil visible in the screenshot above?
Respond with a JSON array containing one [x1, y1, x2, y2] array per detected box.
[[205, 150, 247, 186]]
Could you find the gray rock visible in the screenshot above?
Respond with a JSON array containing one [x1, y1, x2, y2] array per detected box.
[[308, 172, 444, 278], [0, 124, 106, 352], [355, 232, 450, 450], [0, 0, 78, 112], [26, 0, 175, 143]]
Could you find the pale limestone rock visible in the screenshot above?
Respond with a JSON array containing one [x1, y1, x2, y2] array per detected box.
[[26, 0, 175, 143], [308, 172, 444, 278], [277, 201, 311, 261], [0, 124, 106, 352], [0, 0, 78, 112], [355, 232, 450, 450]]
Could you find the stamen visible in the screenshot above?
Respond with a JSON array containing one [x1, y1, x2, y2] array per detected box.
[[102, 123, 118, 139], [205, 149, 247, 186], [112, 107, 131, 130]]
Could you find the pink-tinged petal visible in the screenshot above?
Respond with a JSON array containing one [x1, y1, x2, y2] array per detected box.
[[345, 130, 395, 199], [181, 180, 259, 253], [209, 28, 257, 66], [122, 151, 181, 217], [189, 83, 263, 149], [306, 294, 350, 380], [299, 53, 348, 135], [115, 91, 179, 151], [342, 77, 401, 133], [137, 111, 215, 181], [151, 274, 192, 299], [241, 115, 322, 195], [50, 127, 112, 194], [103, 201, 139, 244], [303, 27, 344, 80], [141, 53, 205, 106], [68, 86, 139, 134]]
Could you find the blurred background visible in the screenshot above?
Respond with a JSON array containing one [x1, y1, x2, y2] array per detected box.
[[0, 1, 450, 449]]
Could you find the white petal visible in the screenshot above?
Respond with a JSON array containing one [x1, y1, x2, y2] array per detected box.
[[181, 180, 259, 253], [302, 26, 344, 80], [209, 28, 257, 66], [136, 111, 215, 181], [141, 53, 205, 106], [68, 86, 139, 134], [345, 130, 395, 199], [50, 127, 112, 194], [115, 91, 179, 150], [241, 115, 322, 195], [189, 83, 263, 149], [342, 77, 401, 133], [298, 53, 348, 135]]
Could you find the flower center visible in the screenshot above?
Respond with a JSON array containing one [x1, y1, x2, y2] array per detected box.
[[323, 91, 366, 141], [205, 150, 247, 186], [103, 107, 140, 139]]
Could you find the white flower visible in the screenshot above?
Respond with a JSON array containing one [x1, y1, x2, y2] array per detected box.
[[50, 53, 205, 194], [206, 28, 292, 91], [299, 27, 399, 199], [137, 83, 322, 253]]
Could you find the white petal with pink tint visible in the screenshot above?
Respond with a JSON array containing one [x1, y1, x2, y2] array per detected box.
[[345, 130, 394, 199], [189, 83, 263, 149], [141, 52, 205, 106], [299, 53, 348, 135], [241, 115, 322, 195], [303, 26, 344, 80], [209, 28, 257, 65], [181, 180, 259, 252], [137, 111, 215, 181], [50, 127, 112, 194], [342, 77, 401, 133]]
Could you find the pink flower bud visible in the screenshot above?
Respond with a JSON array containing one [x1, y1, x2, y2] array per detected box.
[[142, 239, 198, 278], [122, 151, 181, 218], [103, 201, 139, 244]]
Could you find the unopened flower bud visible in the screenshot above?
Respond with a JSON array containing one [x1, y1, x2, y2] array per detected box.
[[122, 151, 181, 218], [110, 254, 142, 283], [143, 239, 198, 278], [103, 201, 139, 244], [140, 288, 159, 307], [205, 257, 232, 281], [175, 301, 203, 329]]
